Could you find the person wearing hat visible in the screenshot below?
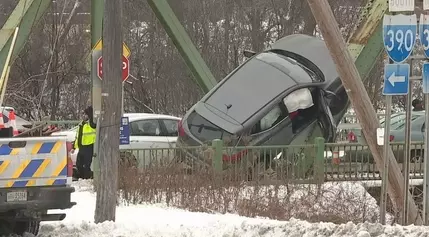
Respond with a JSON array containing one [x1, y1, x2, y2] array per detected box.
[[412, 99, 424, 111], [72, 106, 96, 179]]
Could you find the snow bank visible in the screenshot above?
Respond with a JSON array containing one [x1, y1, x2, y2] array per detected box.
[[35, 181, 422, 236]]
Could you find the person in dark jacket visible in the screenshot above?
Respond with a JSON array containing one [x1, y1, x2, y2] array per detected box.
[[412, 99, 424, 111], [73, 106, 96, 179]]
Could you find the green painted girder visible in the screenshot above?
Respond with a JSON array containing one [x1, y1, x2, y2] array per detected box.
[[348, 0, 387, 82], [147, 0, 218, 93], [0, 0, 52, 70], [334, 0, 387, 122]]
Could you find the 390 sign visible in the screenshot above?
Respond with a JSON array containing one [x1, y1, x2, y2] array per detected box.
[[383, 14, 417, 63], [420, 14, 429, 57]]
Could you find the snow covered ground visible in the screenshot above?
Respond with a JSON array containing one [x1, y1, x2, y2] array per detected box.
[[37, 180, 429, 237]]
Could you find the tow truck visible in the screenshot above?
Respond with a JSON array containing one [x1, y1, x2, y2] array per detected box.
[[0, 111, 75, 236]]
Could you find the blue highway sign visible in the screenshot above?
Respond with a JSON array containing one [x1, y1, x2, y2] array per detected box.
[[423, 63, 429, 94], [383, 63, 410, 95], [120, 116, 130, 145], [420, 14, 429, 58], [383, 14, 417, 63]]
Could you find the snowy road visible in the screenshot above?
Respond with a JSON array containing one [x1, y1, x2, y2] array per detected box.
[[37, 180, 429, 237]]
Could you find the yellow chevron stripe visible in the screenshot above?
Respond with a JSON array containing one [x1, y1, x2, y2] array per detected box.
[[31, 142, 43, 155], [51, 141, 62, 154], [6, 160, 31, 187], [0, 160, 10, 174], [10, 148, 19, 155], [26, 159, 51, 186], [46, 157, 67, 185]]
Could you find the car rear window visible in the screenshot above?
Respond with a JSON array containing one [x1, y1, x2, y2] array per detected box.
[[394, 114, 422, 130], [204, 52, 297, 123], [186, 111, 233, 142]]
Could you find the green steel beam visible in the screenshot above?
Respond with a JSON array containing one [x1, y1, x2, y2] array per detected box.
[[348, 0, 387, 82], [331, 0, 387, 123], [0, 0, 51, 70], [147, 0, 218, 93]]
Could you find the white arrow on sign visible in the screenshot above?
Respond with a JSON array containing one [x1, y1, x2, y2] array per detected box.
[[388, 72, 406, 86]]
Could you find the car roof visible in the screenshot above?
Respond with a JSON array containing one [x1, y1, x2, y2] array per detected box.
[[124, 113, 181, 122]]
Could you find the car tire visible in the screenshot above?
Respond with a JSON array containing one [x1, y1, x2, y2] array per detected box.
[[119, 151, 138, 169], [410, 149, 424, 163], [13, 220, 40, 236]]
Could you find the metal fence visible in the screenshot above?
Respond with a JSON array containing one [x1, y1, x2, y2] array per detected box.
[[324, 141, 424, 181], [120, 138, 324, 184], [118, 138, 425, 184]]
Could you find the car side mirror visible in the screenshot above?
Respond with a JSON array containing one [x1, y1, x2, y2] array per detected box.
[[243, 50, 256, 58], [422, 124, 425, 133]]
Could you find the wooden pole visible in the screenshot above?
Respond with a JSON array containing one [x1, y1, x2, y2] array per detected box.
[[94, 0, 122, 223], [306, 0, 422, 224]]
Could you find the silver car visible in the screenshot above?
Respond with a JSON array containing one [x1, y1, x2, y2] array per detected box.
[[177, 34, 349, 168]]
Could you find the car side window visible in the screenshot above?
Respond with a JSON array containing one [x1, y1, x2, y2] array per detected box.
[[250, 103, 289, 134], [162, 119, 179, 136], [130, 119, 161, 136], [328, 87, 348, 116]]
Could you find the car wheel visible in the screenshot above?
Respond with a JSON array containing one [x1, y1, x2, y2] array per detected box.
[[119, 151, 138, 169], [410, 149, 424, 163]]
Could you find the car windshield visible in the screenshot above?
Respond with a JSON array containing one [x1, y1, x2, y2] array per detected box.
[[394, 114, 423, 130], [186, 111, 233, 143], [204, 52, 317, 123]]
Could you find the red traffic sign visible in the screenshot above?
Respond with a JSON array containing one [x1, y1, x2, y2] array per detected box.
[[97, 55, 130, 81]]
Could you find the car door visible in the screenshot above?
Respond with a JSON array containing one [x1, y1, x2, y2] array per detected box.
[[159, 119, 179, 148], [129, 119, 168, 149], [129, 118, 173, 167]]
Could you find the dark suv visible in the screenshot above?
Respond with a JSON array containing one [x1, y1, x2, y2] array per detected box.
[[177, 34, 348, 167]]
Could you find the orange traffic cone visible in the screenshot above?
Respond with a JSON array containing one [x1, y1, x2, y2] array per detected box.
[[8, 111, 18, 136]]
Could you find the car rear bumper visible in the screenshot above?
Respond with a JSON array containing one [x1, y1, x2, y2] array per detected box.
[[0, 186, 76, 213]]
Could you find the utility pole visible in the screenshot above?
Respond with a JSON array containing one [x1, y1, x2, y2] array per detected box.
[[94, 0, 122, 223], [306, 0, 422, 224]]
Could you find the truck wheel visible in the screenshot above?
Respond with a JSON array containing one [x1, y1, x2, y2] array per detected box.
[[13, 220, 40, 236]]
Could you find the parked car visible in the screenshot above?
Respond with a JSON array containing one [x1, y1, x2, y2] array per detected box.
[[51, 113, 181, 168], [177, 34, 349, 170], [346, 111, 426, 163], [349, 111, 425, 145]]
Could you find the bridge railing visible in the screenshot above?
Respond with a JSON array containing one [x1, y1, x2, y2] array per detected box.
[[119, 138, 325, 185], [324, 141, 425, 181], [118, 138, 425, 184]]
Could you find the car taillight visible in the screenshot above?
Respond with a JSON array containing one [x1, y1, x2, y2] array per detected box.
[[389, 135, 395, 142], [222, 149, 248, 162], [178, 120, 186, 137], [347, 131, 356, 142]]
